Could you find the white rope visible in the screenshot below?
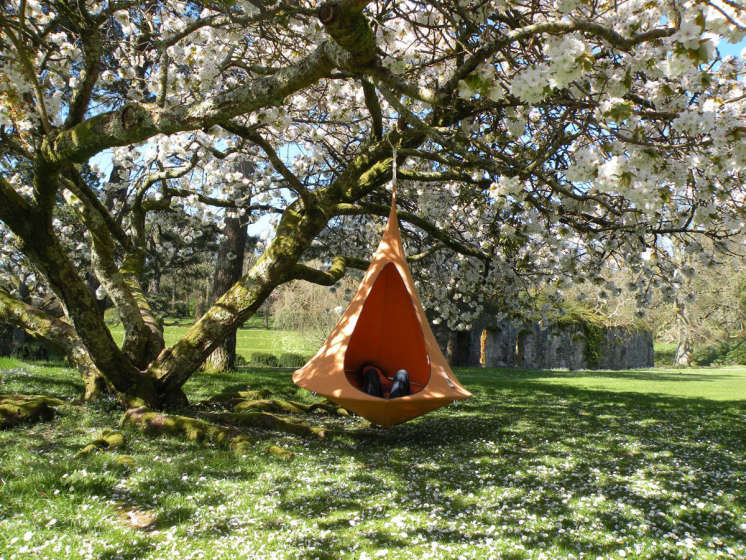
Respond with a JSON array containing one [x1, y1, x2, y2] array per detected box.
[[389, 137, 398, 201]]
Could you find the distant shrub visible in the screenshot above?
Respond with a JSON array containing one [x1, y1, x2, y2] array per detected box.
[[693, 343, 727, 366], [277, 353, 308, 368], [250, 352, 279, 367], [724, 339, 746, 365], [693, 338, 746, 366], [271, 274, 359, 346], [654, 346, 676, 368]]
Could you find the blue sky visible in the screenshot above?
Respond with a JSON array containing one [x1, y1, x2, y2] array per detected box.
[[720, 38, 745, 58]]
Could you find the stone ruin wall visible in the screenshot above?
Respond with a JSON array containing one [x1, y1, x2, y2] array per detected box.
[[437, 319, 654, 370]]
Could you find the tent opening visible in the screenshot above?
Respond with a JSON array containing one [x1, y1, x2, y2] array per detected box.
[[343, 262, 431, 395]]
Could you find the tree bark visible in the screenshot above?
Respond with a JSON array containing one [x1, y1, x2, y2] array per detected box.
[[674, 299, 693, 367], [204, 216, 248, 372]]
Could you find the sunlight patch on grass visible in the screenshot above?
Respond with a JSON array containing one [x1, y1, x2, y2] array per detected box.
[[514, 366, 746, 401]]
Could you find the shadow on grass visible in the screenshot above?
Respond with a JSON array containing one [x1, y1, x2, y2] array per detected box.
[[275, 373, 746, 558], [98, 540, 154, 560], [0, 373, 83, 398], [2, 363, 744, 559]]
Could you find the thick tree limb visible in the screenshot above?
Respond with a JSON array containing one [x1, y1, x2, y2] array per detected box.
[[360, 78, 383, 140], [399, 169, 491, 186], [318, 0, 377, 66], [64, 168, 132, 251], [42, 41, 341, 166], [0, 176, 34, 240], [11, 224, 157, 406], [65, 26, 102, 127], [289, 256, 348, 286], [365, 64, 445, 106], [61, 181, 158, 368]]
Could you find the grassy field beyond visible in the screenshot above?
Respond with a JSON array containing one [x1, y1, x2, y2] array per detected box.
[[505, 366, 746, 401], [0, 359, 744, 560], [107, 315, 320, 361]]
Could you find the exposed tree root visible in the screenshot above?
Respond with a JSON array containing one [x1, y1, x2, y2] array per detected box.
[[204, 411, 326, 438], [203, 390, 349, 417], [119, 407, 315, 456], [267, 445, 294, 460], [121, 407, 252, 450], [78, 429, 126, 455], [0, 393, 66, 428], [204, 389, 280, 406]]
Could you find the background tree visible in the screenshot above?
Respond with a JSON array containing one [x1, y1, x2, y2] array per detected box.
[[204, 215, 251, 371]]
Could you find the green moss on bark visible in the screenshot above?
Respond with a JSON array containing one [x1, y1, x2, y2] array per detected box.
[[0, 394, 63, 428], [78, 429, 126, 455], [319, 2, 377, 66], [120, 407, 308, 459], [204, 411, 326, 438], [203, 390, 348, 417]]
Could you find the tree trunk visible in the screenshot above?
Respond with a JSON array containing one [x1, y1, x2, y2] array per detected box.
[[148, 261, 161, 294], [674, 299, 693, 367], [204, 216, 248, 372], [9, 282, 31, 357]]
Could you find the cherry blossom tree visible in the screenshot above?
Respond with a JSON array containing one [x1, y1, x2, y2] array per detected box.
[[0, 0, 744, 409]]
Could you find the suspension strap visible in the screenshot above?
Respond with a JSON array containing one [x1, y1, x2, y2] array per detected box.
[[390, 139, 398, 208]]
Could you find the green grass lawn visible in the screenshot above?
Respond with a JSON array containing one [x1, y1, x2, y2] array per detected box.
[[107, 316, 320, 360], [1, 358, 745, 560]]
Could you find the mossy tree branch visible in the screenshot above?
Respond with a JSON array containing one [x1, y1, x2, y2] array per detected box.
[[121, 407, 317, 453], [289, 256, 348, 286], [64, 22, 103, 127], [40, 42, 339, 167], [360, 78, 383, 140], [10, 223, 158, 407], [61, 181, 158, 368], [318, 0, 377, 66], [0, 394, 60, 428]]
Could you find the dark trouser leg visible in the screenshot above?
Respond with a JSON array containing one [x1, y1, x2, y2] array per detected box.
[[362, 367, 383, 397], [388, 369, 410, 398]]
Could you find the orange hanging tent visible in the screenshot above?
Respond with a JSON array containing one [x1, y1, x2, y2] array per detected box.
[[293, 187, 472, 428]]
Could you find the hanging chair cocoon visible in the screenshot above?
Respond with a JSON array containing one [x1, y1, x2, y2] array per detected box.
[[293, 195, 472, 427]]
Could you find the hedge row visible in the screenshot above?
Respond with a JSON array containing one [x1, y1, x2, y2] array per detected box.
[[239, 352, 310, 368]]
